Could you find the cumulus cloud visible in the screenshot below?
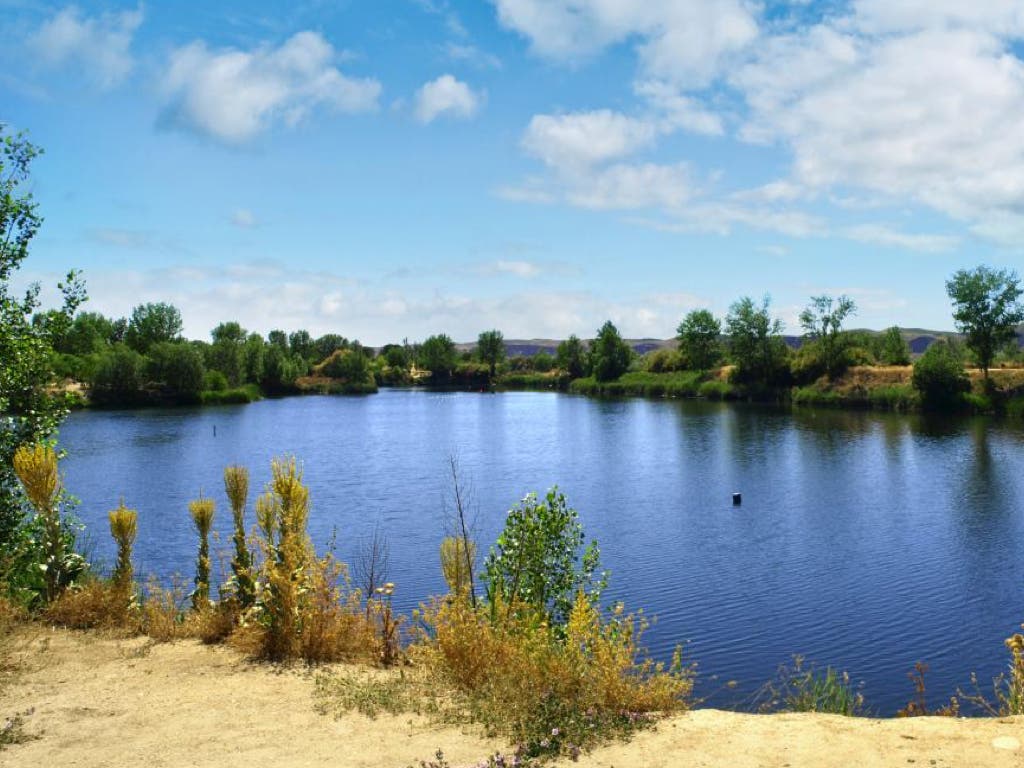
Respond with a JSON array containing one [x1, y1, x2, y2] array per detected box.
[[498, 2, 1024, 245], [160, 31, 381, 142], [732, 16, 1024, 241], [30, 4, 143, 88], [413, 74, 482, 123], [493, 0, 758, 87]]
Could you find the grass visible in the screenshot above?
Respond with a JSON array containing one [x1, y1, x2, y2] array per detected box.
[[753, 656, 865, 716], [497, 372, 570, 390], [313, 669, 423, 719]]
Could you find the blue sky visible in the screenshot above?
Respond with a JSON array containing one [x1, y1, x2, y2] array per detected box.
[[3, 0, 1022, 343]]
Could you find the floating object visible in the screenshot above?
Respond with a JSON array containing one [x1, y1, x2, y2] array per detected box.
[[732, 492, 742, 506]]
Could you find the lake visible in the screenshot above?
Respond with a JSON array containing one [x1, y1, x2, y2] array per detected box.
[[57, 390, 1024, 714]]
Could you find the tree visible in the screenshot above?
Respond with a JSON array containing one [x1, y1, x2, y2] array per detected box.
[[419, 333, 457, 379], [321, 347, 370, 382], [243, 333, 265, 384], [798, 294, 857, 377], [210, 321, 247, 386], [876, 326, 911, 366], [147, 342, 205, 400], [267, 330, 288, 350], [124, 302, 182, 353], [476, 329, 506, 379], [0, 128, 86, 547], [590, 320, 632, 382], [314, 333, 349, 362], [288, 329, 315, 361], [482, 487, 606, 630], [912, 340, 970, 411], [725, 296, 789, 389], [946, 266, 1024, 383], [677, 309, 721, 370], [556, 334, 588, 379], [90, 344, 145, 405], [54, 311, 115, 355]]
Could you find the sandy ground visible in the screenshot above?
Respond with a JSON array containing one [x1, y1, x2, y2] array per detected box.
[[2, 627, 1022, 768]]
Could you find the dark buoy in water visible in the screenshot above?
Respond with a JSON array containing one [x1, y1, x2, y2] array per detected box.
[[732, 492, 742, 506]]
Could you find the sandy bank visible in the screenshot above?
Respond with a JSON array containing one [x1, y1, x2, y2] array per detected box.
[[1, 628, 1021, 768]]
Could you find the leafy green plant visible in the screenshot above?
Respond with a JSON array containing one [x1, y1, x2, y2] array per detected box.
[[482, 487, 605, 630]]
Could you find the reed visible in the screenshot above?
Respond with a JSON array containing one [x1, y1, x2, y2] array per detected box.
[[188, 495, 215, 610], [224, 465, 255, 609]]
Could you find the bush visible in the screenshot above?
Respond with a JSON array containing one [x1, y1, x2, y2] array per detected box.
[[912, 341, 970, 411], [90, 344, 146, 406], [756, 656, 864, 716], [415, 592, 692, 758]]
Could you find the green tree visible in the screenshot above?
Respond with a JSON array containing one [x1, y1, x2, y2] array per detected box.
[[314, 333, 349, 362], [725, 296, 789, 389], [0, 129, 86, 547], [381, 343, 409, 369], [267, 329, 288, 350], [590, 320, 632, 382], [912, 340, 970, 411], [798, 294, 857, 377], [876, 326, 911, 366], [477, 329, 506, 379], [243, 333, 265, 384], [420, 333, 457, 379], [945, 266, 1024, 383], [124, 302, 182, 353], [90, 344, 145, 405], [288, 329, 315, 361], [677, 309, 722, 370], [556, 334, 588, 379], [210, 321, 247, 386], [322, 347, 370, 382], [147, 342, 205, 400], [53, 311, 114, 355], [482, 487, 605, 630]]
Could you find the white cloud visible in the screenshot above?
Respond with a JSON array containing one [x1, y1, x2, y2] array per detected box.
[[493, 0, 759, 87], [160, 31, 381, 142], [30, 4, 142, 88], [843, 224, 960, 253], [413, 74, 482, 123], [522, 109, 657, 169], [230, 208, 258, 229]]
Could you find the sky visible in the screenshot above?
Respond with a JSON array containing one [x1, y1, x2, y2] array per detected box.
[[3, 0, 1024, 344]]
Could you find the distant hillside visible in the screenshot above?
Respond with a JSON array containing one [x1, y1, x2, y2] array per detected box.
[[450, 326, 1024, 358]]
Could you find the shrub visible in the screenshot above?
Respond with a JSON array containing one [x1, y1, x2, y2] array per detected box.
[[109, 501, 137, 591], [45, 578, 139, 631], [440, 536, 475, 597], [234, 457, 374, 663], [912, 341, 970, 411], [415, 592, 691, 758]]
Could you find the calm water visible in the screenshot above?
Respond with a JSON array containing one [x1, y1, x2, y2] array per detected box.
[[57, 390, 1024, 713]]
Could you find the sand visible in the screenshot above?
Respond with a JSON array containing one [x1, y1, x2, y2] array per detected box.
[[2, 627, 1022, 768]]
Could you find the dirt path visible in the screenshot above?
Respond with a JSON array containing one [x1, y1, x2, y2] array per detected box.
[[2, 628, 1022, 768]]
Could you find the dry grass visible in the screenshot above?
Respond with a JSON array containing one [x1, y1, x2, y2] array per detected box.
[[44, 579, 139, 632]]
